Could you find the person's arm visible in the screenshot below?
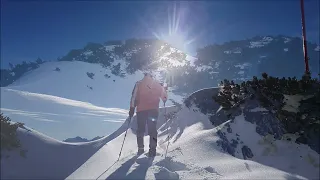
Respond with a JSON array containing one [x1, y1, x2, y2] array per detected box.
[[129, 82, 139, 117]]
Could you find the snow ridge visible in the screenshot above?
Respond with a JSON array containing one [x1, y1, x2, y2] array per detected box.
[[2, 89, 319, 179]]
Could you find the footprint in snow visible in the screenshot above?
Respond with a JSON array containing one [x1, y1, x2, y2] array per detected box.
[[154, 157, 222, 179], [155, 157, 190, 171], [244, 162, 252, 172], [154, 166, 179, 180], [178, 165, 222, 179], [204, 166, 222, 176]]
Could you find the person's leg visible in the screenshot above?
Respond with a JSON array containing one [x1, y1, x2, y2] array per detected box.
[[136, 111, 147, 153], [147, 109, 159, 155]]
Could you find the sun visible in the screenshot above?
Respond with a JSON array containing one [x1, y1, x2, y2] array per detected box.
[[149, 2, 196, 55], [159, 33, 190, 53], [137, 2, 198, 72]]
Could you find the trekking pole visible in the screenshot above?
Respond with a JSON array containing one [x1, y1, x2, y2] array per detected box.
[[117, 117, 131, 161], [164, 102, 171, 159]]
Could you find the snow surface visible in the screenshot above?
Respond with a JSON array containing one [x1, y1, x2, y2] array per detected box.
[[235, 63, 251, 70], [283, 37, 291, 44], [105, 45, 118, 52], [249, 37, 273, 48], [83, 50, 93, 56], [1, 98, 319, 179], [249, 107, 269, 112], [1, 61, 319, 180], [0, 61, 184, 140], [282, 94, 313, 113], [238, 71, 245, 75], [224, 48, 241, 54], [195, 65, 213, 72]]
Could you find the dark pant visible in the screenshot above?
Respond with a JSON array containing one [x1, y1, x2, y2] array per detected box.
[[136, 109, 159, 150]]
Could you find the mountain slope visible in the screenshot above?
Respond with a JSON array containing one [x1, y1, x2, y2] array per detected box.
[[5, 60, 180, 108], [1, 36, 319, 179], [1, 88, 318, 180], [3, 36, 318, 95], [64, 136, 103, 143], [0, 87, 128, 141], [173, 36, 320, 94], [4, 60, 184, 108], [0, 61, 184, 140]]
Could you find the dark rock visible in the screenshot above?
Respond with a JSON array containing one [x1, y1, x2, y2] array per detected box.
[[227, 127, 232, 133], [244, 110, 285, 140], [217, 140, 235, 157], [241, 145, 253, 160], [216, 130, 236, 156], [184, 88, 228, 126], [231, 139, 238, 148], [86, 72, 94, 79], [295, 136, 308, 144]]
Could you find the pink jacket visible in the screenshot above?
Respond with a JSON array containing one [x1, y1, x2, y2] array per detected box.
[[130, 76, 168, 112]]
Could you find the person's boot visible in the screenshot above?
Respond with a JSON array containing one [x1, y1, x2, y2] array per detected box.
[[148, 148, 156, 157], [137, 148, 144, 155]]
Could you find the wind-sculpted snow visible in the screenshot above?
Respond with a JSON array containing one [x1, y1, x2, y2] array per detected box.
[[0, 88, 130, 140], [1, 87, 319, 180], [183, 87, 319, 179], [0, 60, 185, 140]]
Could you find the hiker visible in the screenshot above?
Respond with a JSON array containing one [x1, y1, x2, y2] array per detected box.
[[129, 72, 168, 157]]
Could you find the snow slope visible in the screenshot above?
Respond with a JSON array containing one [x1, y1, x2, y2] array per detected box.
[[0, 61, 184, 140], [64, 136, 104, 143], [4, 61, 182, 108], [1, 88, 319, 180]]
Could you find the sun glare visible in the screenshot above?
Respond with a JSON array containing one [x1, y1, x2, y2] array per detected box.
[[151, 2, 196, 54], [138, 2, 198, 71]]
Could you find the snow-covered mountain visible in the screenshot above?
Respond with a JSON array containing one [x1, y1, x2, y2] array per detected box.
[[0, 60, 184, 140], [0, 38, 192, 140], [1, 88, 319, 179], [2, 36, 319, 94], [174, 35, 320, 94], [1, 35, 319, 179], [64, 136, 103, 143]]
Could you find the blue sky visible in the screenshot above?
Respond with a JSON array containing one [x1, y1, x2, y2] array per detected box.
[[1, 0, 319, 68]]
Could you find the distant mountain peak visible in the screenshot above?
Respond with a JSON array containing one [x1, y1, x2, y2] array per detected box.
[[63, 136, 103, 143], [1, 35, 319, 94]]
